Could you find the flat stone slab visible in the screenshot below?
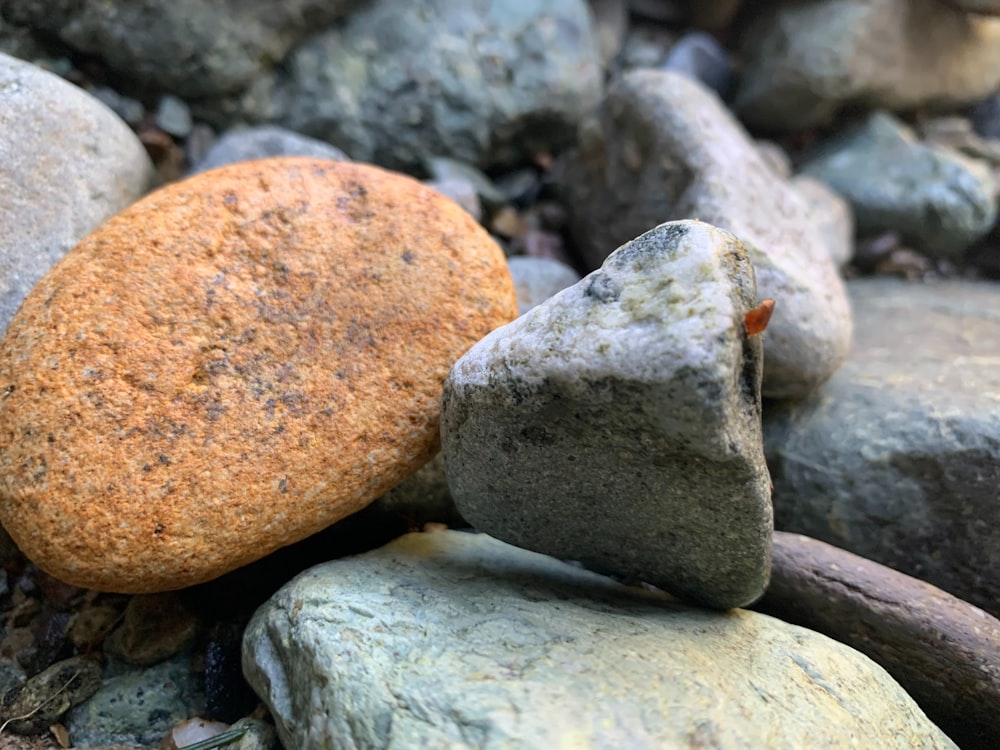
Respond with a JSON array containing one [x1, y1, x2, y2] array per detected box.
[[242, 529, 957, 749], [442, 220, 772, 609]]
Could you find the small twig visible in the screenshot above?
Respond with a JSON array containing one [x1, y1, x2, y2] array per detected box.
[[177, 726, 249, 750], [0, 668, 82, 735]]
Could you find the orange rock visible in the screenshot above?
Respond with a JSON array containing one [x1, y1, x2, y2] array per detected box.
[[0, 158, 517, 593]]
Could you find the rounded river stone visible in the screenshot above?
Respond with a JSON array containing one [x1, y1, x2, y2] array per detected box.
[[0, 157, 517, 593]]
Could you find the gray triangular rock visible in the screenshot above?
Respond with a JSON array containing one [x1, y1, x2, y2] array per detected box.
[[442, 220, 772, 609]]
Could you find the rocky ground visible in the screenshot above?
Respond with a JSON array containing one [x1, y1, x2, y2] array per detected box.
[[0, 0, 998, 748]]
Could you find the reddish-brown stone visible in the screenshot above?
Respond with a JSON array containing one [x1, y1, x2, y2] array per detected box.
[[0, 157, 517, 593]]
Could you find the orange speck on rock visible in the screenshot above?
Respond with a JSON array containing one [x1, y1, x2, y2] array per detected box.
[[744, 299, 775, 336]]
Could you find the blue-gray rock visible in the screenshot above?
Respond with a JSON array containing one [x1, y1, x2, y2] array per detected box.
[[442, 220, 772, 610], [88, 85, 146, 128], [424, 178, 482, 222], [154, 94, 192, 138], [2, 0, 362, 98], [423, 156, 508, 207], [556, 69, 852, 398], [65, 651, 204, 746], [663, 31, 733, 99], [0, 53, 153, 334], [764, 278, 1000, 619], [243, 529, 957, 749], [190, 125, 349, 174], [506, 255, 581, 314], [734, 0, 1000, 130], [755, 531, 1000, 750], [800, 111, 997, 257], [238, 0, 602, 170], [972, 92, 1000, 140]]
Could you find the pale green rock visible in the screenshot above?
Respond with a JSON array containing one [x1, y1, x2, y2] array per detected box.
[[800, 111, 997, 257], [242, 530, 957, 749]]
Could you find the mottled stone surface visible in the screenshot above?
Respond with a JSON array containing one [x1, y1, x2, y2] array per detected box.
[[801, 111, 997, 257], [443, 220, 772, 610], [765, 279, 1000, 617], [734, 0, 1000, 130], [243, 530, 957, 749], [0, 52, 153, 334], [237, 0, 602, 170], [65, 652, 202, 746], [0, 158, 517, 593], [557, 69, 852, 398], [755, 532, 1000, 750], [2, 0, 362, 98]]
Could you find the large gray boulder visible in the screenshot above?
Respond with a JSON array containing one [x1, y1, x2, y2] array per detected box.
[[243, 529, 957, 749], [1, 0, 362, 98], [442, 220, 772, 610], [800, 111, 997, 258], [237, 0, 602, 170], [0, 53, 153, 334], [765, 278, 1000, 618], [734, 0, 1000, 130], [556, 69, 852, 398]]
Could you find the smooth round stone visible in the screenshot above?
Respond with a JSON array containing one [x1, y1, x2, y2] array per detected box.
[[0, 157, 518, 593], [0, 52, 153, 335]]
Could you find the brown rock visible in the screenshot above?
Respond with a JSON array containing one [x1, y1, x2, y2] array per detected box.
[[0, 157, 517, 593], [753, 532, 1000, 750]]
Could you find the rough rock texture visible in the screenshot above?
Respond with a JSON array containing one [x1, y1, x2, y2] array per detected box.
[[764, 279, 1000, 617], [734, 0, 1000, 130], [0, 53, 153, 334], [236, 0, 602, 170], [65, 652, 202, 746], [243, 529, 957, 749], [755, 532, 1000, 750], [1, 0, 362, 98], [442, 220, 772, 610], [506, 255, 581, 314], [790, 175, 854, 268], [0, 656, 102, 734], [556, 69, 852, 398], [800, 111, 997, 257], [190, 125, 350, 174], [0, 157, 517, 593]]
